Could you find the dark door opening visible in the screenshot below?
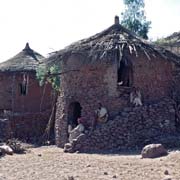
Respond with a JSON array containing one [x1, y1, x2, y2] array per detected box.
[[68, 102, 82, 129], [117, 58, 133, 87]]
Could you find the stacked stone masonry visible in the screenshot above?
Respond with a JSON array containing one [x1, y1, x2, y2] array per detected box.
[[69, 98, 176, 152], [55, 52, 178, 150]]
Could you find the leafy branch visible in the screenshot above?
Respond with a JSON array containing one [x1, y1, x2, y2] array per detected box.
[[36, 64, 79, 91], [36, 64, 61, 91]]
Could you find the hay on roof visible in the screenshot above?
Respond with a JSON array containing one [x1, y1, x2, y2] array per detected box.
[[45, 22, 180, 67], [0, 43, 44, 72]]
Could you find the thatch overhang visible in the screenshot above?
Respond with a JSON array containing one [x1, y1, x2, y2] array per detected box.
[[46, 16, 180, 68], [0, 43, 44, 73]]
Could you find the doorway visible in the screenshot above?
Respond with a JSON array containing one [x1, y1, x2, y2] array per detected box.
[[117, 57, 133, 87], [68, 102, 82, 129]]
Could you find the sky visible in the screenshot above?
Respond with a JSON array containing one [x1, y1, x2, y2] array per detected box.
[[0, 0, 180, 62]]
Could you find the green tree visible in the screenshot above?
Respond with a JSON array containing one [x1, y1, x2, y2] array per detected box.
[[121, 0, 151, 39], [36, 64, 61, 91], [36, 64, 79, 92]]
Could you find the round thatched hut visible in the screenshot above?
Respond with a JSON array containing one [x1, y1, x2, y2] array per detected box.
[[0, 43, 54, 141], [47, 17, 180, 150]]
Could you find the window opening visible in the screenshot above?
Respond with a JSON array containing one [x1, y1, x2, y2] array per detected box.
[[19, 74, 29, 95]]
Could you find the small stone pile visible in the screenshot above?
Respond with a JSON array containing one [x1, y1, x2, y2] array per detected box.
[[6, 139, 26, 154], [64, 134, 86, 153], [0, 144, 13, 156], [0, 139, 26, 157], [68, 98, 176, 152]]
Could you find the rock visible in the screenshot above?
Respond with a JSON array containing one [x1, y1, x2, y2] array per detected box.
[[123, 107, 132, 112], [66, 134, 87, 153], [67, 176, 74, 180], [6, 139, 26, 154], [164, 170, 169, 175], [121, 112, 129, 117], [0, 149, 4, 156], [169, 108, 175, 113], [0, 145, 13, 155], [75, 133, 86, 142], [141, 144, 168, 158], [64, 143, 72, 149], [64, 143, 75, 153], [113, 175, 117, 178], [59, 98, 176, 152], [104, 172, 108, 175]]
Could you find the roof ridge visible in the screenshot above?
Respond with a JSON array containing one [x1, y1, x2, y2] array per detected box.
[[0, 43, 44, 72]]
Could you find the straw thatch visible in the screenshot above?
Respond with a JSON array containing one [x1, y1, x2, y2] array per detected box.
[[46, 16, 180, 66], [0, 43, 44, 72]]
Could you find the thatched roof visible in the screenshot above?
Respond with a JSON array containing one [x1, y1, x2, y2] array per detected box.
[[46, 16, 180, 67], [0, 43, 44, 72]]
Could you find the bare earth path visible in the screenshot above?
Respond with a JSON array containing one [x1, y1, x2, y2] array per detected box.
[[0, 146, 180, 180]]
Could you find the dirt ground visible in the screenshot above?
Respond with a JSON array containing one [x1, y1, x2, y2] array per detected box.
[[0, 146, 180, 180]]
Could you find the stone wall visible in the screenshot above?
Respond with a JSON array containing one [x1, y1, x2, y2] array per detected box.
[[132, 52, 174, 101], [0, 111, 51, 142], [0, 73, 12, 110], [55, 62, 129, 147], [55, 52, 176, 148], [0, 72, 55, 141], [171, 64, 180, 102], [10, 111, 51, 141], [69, 98, 176, 152]]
